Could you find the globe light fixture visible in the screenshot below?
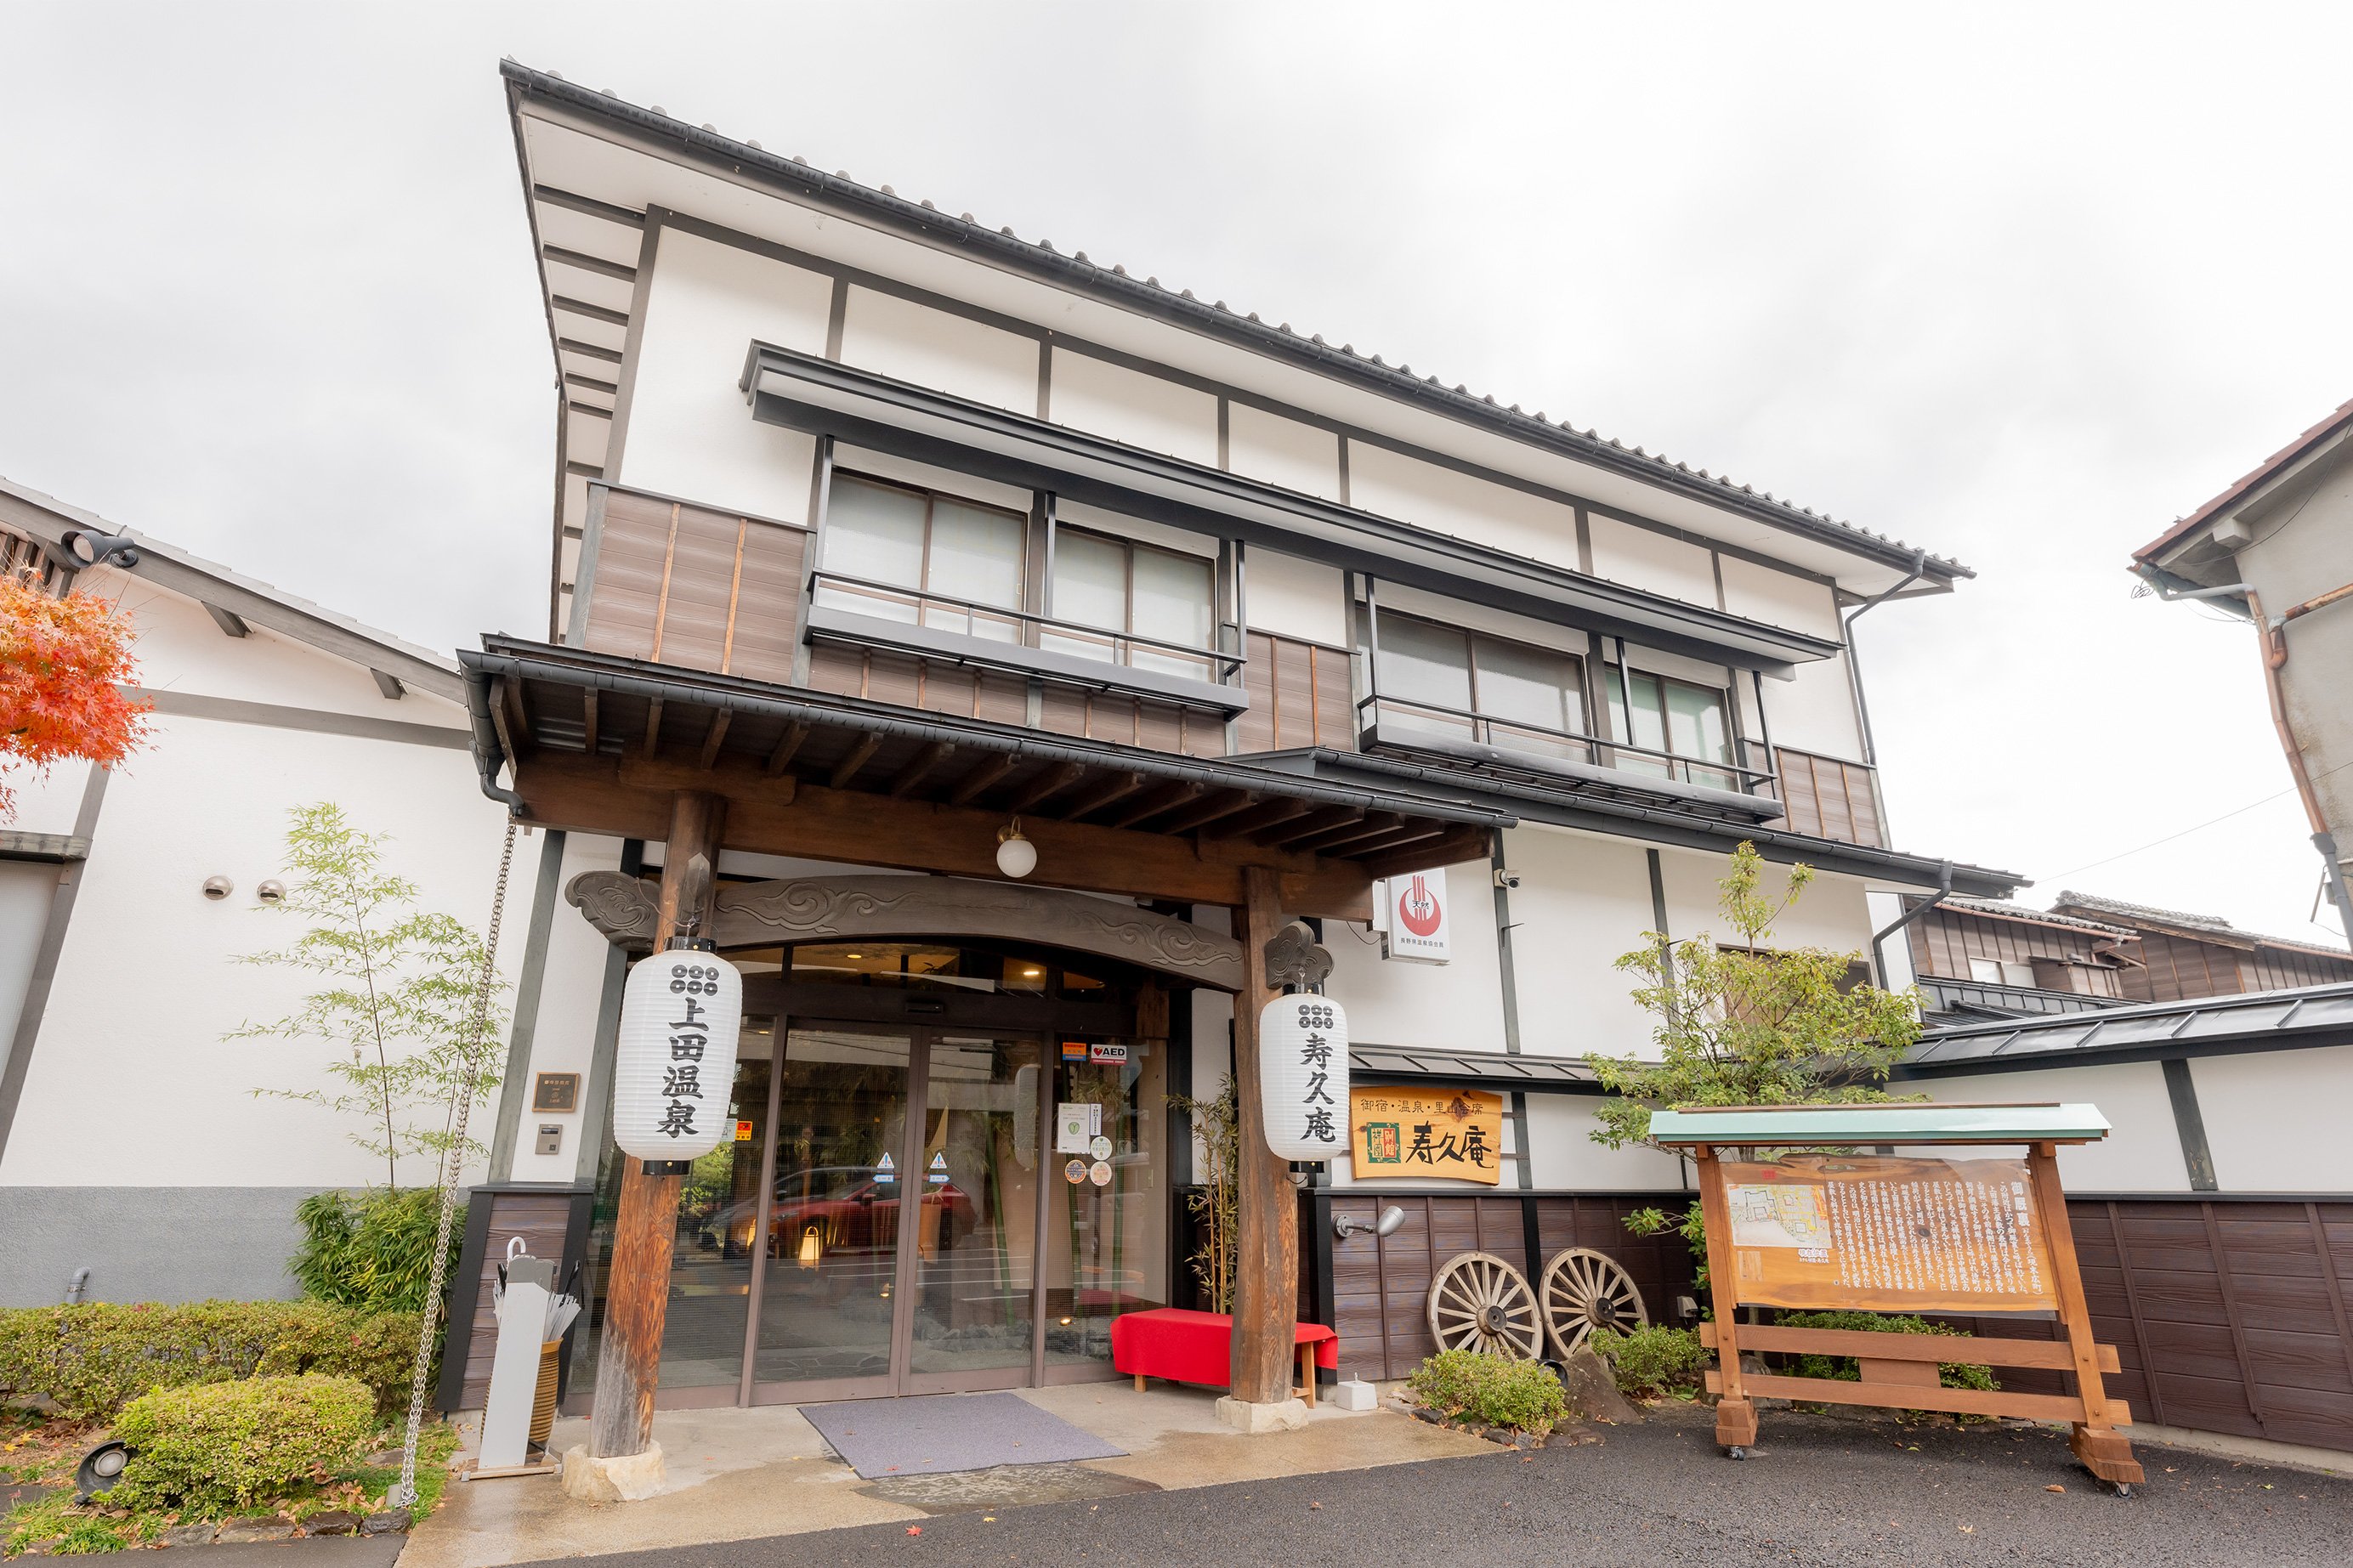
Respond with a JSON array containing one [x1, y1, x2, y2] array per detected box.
[[995, 817, 1037, 879]]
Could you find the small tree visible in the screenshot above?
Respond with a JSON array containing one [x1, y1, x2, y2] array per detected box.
[[0, 569, 150, 818], [232, 803, 508, 1190], [1169, 1075, 1240, 1313], [1588, 841, 1921, 1259]]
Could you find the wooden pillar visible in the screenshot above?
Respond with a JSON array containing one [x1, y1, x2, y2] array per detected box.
[[1228, 864, 1296, 1404], [588, 792, 725, 1460]]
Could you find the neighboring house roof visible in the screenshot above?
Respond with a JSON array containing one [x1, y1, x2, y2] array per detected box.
[[1898, 980, 2353, 1073], [1927, 894, 2140, 942], [2135, 395, 2353, 566], [502, 61, 1971, 589], [0, 476, 461, 704], [2050, 889, 2352, 962]]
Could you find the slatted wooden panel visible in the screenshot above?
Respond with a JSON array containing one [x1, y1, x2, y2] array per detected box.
[[1907, 908, 2125, 995], [2247, 945, 2353, 990], [1774, 748, 1885, 847], [1037, 684, 1226, 756], [2122, 931, 2247, 1003], [581, 487, 808, 681], [1236, 632, 1356, 755], [455, 1191, 577, 1411]]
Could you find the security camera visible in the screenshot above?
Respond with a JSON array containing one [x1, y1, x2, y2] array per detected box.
[[1492, 868, 1522, 890], [61, 529, 140, 569]]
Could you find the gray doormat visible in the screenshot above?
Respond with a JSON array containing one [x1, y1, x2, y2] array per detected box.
[[799, 1391, 1127, 1479]]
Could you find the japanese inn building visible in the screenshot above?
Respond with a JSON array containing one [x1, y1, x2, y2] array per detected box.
[[447, 62, 2033, 1421]]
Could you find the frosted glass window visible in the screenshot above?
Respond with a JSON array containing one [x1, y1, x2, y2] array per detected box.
[[824, 477, 926, 592], [1474, 638, 1584, 736], [821, 474, 1026, 638], [927, 500, 1023, 611], [1376, 617, 1472, 711], [1049, 531, 1127, 659], [1131, 549, 1213, 650]]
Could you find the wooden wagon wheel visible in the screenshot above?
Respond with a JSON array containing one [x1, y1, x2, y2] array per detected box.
[[1426, 1251, 1544, 1359], [1539, 1247, 1649, 1358]]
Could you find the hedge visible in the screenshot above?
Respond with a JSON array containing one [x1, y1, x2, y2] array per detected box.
[[1407, 1349, 1569, 1435], [0, 1300, 423, 1419], [113, 1374, 376, 1514]]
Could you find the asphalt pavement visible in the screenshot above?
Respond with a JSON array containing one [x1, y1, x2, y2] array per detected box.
[[513, 1403, 2353, 1568]]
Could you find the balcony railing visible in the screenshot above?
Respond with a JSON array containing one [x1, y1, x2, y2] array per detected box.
[[1356, 691, 1778, 797], [807, 570, 1245, 689]]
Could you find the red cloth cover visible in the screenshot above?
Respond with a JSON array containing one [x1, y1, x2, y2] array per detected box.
[[1110, 1307, 1339, 1385]]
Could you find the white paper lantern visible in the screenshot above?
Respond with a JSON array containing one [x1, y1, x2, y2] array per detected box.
[[1257, 993, 1348, 1163], [613, 946, 744, 1164]]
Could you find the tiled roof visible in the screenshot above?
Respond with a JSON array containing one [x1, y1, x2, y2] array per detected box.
[[2135, 395, 2353, 564], [2052, 889, 2352, 961], [1933, 895, 2139, 940], [503, 61, 1971, 584]]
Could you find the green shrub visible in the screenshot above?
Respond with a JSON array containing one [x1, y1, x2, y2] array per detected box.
[[112, 1375, 374, 1515], [1406, 1350, 1568, 1436], [1772, 1310, 1998, 1393], [292, 1189, 465, 1313], [0, 1300, 422, 1419], [1587, 1324, 1709, 1399]]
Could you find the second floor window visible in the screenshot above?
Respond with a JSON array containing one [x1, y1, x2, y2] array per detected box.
[[820, 473, 1026, 641], [1046, 528, 1216, 680], [1606, 666, 1735, 790], [1373, 614, 1588, 760]]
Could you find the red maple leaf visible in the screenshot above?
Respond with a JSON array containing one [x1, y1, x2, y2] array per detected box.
[[0, 571, 150, 818]]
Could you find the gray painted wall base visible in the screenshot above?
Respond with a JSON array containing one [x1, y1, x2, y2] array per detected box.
[[0, 1187, 318, 1305]]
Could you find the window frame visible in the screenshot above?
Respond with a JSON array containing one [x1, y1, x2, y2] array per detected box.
[[821, 468, 1030, 608], [1046, 524, 1218, 649], [1366, 609, 1590, 747], [1603, 662, 1739, 787]]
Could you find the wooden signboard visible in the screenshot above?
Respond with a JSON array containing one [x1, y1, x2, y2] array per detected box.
[[1647, 1103, 2144, 1494], [1348, 1086, 1504, 1186]]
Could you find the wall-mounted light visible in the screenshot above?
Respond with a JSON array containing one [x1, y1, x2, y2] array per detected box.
[[256, 880, 286, 903], [60, 529, 140, 569], [995, 817, 1037, 879], [1334, 1205, 1407, 1241], [202, 876, 233, 901]]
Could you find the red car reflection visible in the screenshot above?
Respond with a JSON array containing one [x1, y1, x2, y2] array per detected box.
[[700, 1166, 973, 1258]]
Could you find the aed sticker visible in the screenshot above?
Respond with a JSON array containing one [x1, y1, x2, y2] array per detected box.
[[1090, 1135, 1114, 1160], [1064, 1158, 1089, 1185], [1088, 1160, 1113, 1186], [1088, 1042, 1129, 1064]]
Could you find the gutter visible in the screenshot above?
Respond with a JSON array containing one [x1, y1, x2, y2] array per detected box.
[[1868, 860, 1953, 989], [461, 670, 529, 812], [1840, 547, 1928, 769]]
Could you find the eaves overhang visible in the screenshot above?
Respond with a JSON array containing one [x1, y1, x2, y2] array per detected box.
[[1245, 745, 2025, 898], [1897, 981, 2353, 1074], [747, 344, 1838, 676], [501, 61, 1970, 592]]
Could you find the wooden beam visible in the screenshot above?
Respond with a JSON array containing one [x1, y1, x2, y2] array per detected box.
[[487, 677, 527, 771], [764, 721, 809, 776], [501, 676, 536, 754], [829, 732, 884, 790], [589, 791, 724, 1462], [1108, 778, 1202, 829], [1204, 797, 1313, 841], [696, 710, 732, 771], [1327, 820, 1448, 859], [641, 694, 664, 760], [1157, 789, 1259, 835], [945, 750, 1018, 807], [1259, 804, 1361, 847], [509, 750, 1372, 919], [1359, 824, 1493, 880], [581, 688, 599, 756], [1228, 864, 1296, 1406], [888, 740, 956, 799], [1004, 761, 1085, 814], [1054, 770, 1146, 822], [1289, 810, 1401, 855]]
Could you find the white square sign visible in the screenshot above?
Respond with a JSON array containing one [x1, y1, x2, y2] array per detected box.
[[1376, 868, 1452, 963]]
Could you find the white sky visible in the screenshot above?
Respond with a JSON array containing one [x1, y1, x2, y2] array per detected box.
[[6, 2, 2348, 945]]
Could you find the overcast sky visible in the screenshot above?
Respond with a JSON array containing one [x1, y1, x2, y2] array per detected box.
[[7, 3, 2349, 943]]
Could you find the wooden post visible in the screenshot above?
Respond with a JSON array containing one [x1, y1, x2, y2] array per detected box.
[[587, 792, 725, 1460], [1693, 1144, 1757, 1449], [1228, 864, 1296, 1406], [2029, 1141, 2145, 1486]]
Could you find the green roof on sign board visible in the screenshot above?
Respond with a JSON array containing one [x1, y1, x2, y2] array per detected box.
[[1644, 1101, 2110, 1146]]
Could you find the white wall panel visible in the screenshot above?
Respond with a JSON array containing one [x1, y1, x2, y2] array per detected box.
[[1372, 579, 1590, 658], [839, 285, 1038, 415], [1654, 844, 1873, 956], [1910, 1063, 2190, 1192], [2, 760, 94, 840], [1227, 404, 1341, 501], [1762, 650, 1866, 761], [1245, 549, 1348, 646], [1048, 349, 1217, 466], [2191, 1046, 2353, 1193], [1328, 867, 1506, 1056], [1524, 1094, 1691, 1192], [0, 863, 58, 1057], [1505, 827, 1658, 1062], [621, 227, 829, 524], [506, 833, 627, 1184], [1720, 557, 1840, 641], [1588, 514, 1719, 609], [1347, 442, 1579, 571]]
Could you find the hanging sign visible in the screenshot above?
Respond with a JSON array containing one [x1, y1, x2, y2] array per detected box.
[[1257, 993, 1348, 1162], [1349, 1086, 1504, 1185], [612, 947, 744, 1164], [1376, 870, 1452, 963]]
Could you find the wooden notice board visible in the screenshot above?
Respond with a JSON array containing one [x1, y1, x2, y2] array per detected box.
[[1348, 1087, 1504, 1186]]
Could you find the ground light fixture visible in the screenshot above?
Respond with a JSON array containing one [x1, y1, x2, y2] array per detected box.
[[995, 817, 1037, 879], [797, 1225, 823, 1270], [1334, 1205, 1407, 1241]]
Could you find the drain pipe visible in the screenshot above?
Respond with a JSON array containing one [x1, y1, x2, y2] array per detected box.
[[1869, 859, 1953, 991], [2138, 569, 2353, 946], [1841, 548, 1929, 769]]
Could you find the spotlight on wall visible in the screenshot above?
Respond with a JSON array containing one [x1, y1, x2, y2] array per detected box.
[[1334, 1205, 1407, 1241], [202, 875, 233, 900], [256, 880, 286, 903], [60, 529, 140, 569], [995, 817, 1037, 880]]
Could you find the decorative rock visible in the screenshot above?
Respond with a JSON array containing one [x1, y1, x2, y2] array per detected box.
[[559, 1442, 666, 1503], [1330, 1378, 1378, 1412], [304, 1510, 362, 1536], [161, 1525, 218, 1548], [214, 1517, 298, 1543], [358, 1509, 412, 1536], [1558, 1347, 1646, 1425], [1212, 1396, 1307, 1434]]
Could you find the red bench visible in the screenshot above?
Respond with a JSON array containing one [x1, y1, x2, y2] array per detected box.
[[1110, 1308, 1340, 1407]]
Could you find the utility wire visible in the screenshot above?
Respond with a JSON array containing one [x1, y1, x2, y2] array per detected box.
[[2035, 756, 2353, 886]]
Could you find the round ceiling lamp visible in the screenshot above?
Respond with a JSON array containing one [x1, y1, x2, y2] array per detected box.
[[995, 817, 1037, 879]]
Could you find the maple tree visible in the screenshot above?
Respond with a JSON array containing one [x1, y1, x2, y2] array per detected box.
[[0, 569, 150, 818]]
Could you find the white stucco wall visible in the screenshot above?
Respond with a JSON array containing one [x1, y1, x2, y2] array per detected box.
[[2190, 1044, 2353, 1193], [837, 285, 1038, 415], [1326, 863, 1507, 1057], [1227, 404, 1341, 501], [1907, 1061, 2191, 1192], [1762, 649, 1867, 761], [1503, 826, 1659, 1063], [1245, 548, 1348, 647], [502, 833, 628, 1184], [1587, 513, 1719, 610], [1522, 1094, 1692, 1192], [1347, 441, 1580, 573], [1719, 557, 1841, 642], [1047, 348, 1218, 466]]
